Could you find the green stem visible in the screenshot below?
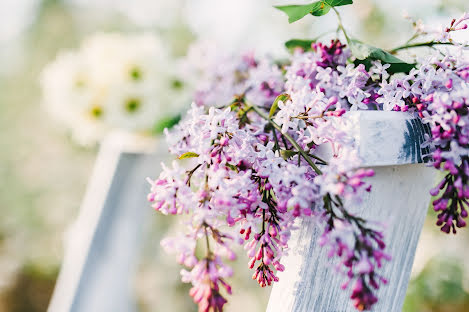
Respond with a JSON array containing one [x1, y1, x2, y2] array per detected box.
[[272, 127, 280, 151], [332, 7, 350, 43], [390, 41, 460, 53], [186, 164, 202, 186], [250, 105, 322, 175], [308, 153, 328, 165], [404, 32, 420, 45]]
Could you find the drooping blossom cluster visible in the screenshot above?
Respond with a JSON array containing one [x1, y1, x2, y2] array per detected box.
[[148, 100, 321, 311], [274, 40, 391, 310], [383, 54, 469, 234], [375, 13, 469, 235], [41, 33, 187, 145], [147, 14, 468, 312]]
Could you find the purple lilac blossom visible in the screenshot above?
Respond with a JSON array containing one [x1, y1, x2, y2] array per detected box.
[[147, 22, 468, 310]]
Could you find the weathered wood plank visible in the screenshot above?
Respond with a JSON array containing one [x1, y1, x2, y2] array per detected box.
[[266, 165, 434, 312], [344, 111, 431, 167], [267, 112, 435, 312], [48, 135, 164, 312]]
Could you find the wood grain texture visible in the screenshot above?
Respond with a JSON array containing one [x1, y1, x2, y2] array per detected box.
[[267, 111, 435, 312], [266, 165, 435, 312], [316, 111, 432, 167]]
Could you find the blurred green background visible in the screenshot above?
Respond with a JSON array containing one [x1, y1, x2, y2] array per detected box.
[[0, 0, 468, 311]]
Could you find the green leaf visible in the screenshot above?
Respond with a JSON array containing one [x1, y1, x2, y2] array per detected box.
[[275, 0, 353, 23], [275, 3, 318, 23], [349, 39, 399, 61], [178, 152, 199, 160], [310, 1, 331, 16], [280, 149, 298, 160], [153, 114, 181, 134], [326, 0, 353, 6], [349, 39, 415, 73], [285, 39, 316, 51], [269, 94, 291, 118]]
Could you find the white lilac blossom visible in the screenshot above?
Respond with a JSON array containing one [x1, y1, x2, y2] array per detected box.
[[41, 32, 187, 145], [147, 15, 468, 312], [377, 48, 469, 235]]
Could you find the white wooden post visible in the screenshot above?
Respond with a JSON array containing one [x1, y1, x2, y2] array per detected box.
[[47, 133, 165, 312], [267, 111, 435, 312]]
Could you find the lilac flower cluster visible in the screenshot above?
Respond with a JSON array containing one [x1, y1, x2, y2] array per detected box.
[[148, 102, 319, 310], [421, 61, 468, 234], [376, 48, 469, 234], [319, 215, 390, 311], [275, 40, 392, 309], [147, 17, 468, 311]]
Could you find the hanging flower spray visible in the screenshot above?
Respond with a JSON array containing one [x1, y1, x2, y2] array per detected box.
[[147, 2, 469, 310]]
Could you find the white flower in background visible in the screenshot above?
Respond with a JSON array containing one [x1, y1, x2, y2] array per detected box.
[[41, 33, 187, 145]]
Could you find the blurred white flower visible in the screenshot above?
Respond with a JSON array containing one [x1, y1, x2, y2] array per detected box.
[[41, 33, 187, 145]]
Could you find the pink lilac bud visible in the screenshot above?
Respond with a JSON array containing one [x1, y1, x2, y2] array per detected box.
[[226, 212, 235, 226], [219, 136, 229, 146], [248, 257, 256, 269], [258, 134, 268, 143], [326, 108, 346, 117], [147, 193, 156, 202], [460, 70, 469, 80], [461, 208, 468, 218], [457, 217, 466, 228], [455, 24, 468, 31], [445, 79, 453, 89], [329, 96, 339, 106], [269, 224, 278, 237], [424, 94, 434, 102], [274, 261, 285, 272], [441, 223, 451, 233], [430, 187, 440, 196]]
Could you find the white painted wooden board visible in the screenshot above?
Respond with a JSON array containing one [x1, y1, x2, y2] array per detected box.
[[267, 112, 435, 312], [48, 134, 164, 312], [315, 111, 432, 167]]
